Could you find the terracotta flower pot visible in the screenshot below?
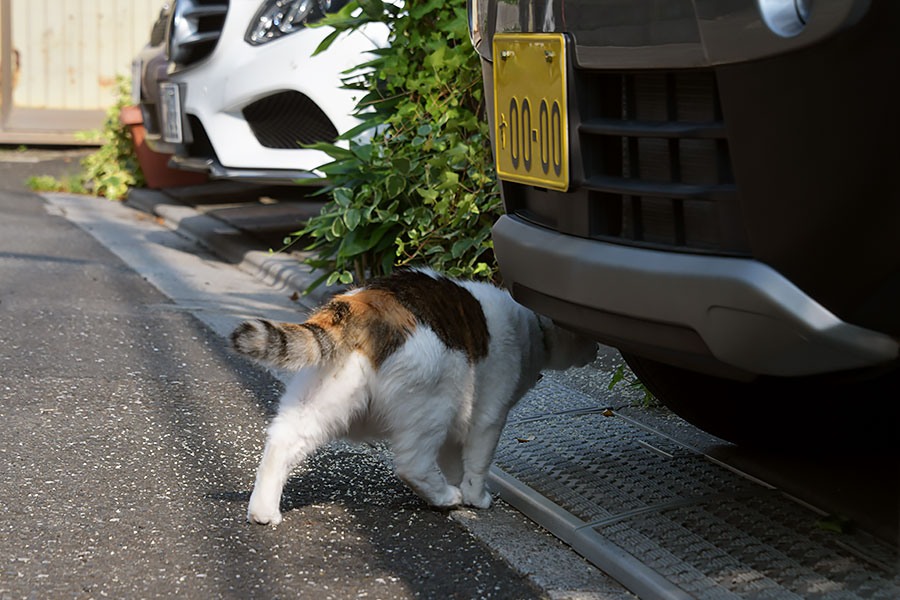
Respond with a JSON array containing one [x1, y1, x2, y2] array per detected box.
[[119, 105, 208, 189]]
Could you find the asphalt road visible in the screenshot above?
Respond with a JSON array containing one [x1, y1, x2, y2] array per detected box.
[[0, 185, 548, 598]]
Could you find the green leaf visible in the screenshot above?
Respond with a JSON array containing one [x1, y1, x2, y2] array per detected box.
[[409, 0, 443, 19], [330, 218, 346, 238], [416, 188, 439, 203], [344, 208, 361, 231], [303, 270, 334, 295], [815, 515, 852, 534], [312, 29, 342, 56], [416, 123, 433, 137], [439, 170, 459, 190], [357, 0, 384, 18], [451, 239, 473, 258], [339, 228, 368, 256], [393, 157, 411, 174], [336, 117, 382, 141], [380, 252, 394, 275], [608, 365, 626, 391], [333, 187, 353, 207], [472, 262, 491, 276], [350, 142, 374, 162], [385, 174, 406, 198], [302, 141, 355, 160]]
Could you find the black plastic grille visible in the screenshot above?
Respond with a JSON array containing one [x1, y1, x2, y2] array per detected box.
[[169, 0, 229, 67], [186, 114, 216, 159], [507, 68, 748, 256], [579, 71, 746, 253], [242, 91, 339, 149]]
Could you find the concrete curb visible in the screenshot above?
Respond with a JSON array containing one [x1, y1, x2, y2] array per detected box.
[[125, 187, 338, 311]]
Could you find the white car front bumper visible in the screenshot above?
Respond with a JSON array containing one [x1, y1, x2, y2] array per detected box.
[[168, 0, 387, 176]]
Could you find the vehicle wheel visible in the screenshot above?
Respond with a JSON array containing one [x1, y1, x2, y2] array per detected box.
[[621, 353, 900, 451]]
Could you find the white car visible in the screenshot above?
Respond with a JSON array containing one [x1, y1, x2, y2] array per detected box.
[[160, 0, 387, 182]]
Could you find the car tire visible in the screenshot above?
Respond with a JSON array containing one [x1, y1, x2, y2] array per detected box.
[[621, 353, 900, 451]]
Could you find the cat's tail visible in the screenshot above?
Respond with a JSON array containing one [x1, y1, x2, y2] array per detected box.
[[232, 289, 417, 371], [230, 319, 332, 370]]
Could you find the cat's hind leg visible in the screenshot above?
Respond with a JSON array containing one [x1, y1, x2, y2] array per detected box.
[[386, 390, 465, 508], [247, 353, 370, 525], [437, 439, 464, 487], [374, 335, 471, 508], [393, 435, 463, 508]]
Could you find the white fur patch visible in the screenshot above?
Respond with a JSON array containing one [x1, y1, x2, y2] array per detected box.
[[244, 275, 597, 524]]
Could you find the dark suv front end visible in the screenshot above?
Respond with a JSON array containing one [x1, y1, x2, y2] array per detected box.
[[469, 0, 899, 446]]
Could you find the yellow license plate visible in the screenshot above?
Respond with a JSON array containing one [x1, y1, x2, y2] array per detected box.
[[493, 33, 569, 191]]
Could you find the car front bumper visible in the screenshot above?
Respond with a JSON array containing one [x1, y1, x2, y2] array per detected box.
[[493, 215, 899, 378], [168, 155, 325, 184], [167, 1, 387, 175]]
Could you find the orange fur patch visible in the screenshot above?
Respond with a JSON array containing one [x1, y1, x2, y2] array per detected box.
[[304, 289, 417, 367]]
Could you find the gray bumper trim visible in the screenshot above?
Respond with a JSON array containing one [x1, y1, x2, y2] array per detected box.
[[492, 215, 898, 376], [169, 156, 324, 185]]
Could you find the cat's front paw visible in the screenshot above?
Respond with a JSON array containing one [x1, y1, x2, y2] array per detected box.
[[247, 505, 283, 526], [461, 480, 493, 509]]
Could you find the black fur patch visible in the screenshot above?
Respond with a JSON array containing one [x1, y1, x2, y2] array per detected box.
[[230, 321, 256, 349], [262, 320, 288, 361], [328, 300, 351, 326], [367, 270, 489, 362], [364, 318, 409, 368]]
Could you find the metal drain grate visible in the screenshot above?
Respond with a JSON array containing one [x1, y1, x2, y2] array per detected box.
[[490, 372, 900, 599]]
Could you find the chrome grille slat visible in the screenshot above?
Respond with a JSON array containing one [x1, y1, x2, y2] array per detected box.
[[168, 0, 230, 67], [183, 4, 228, 18], [181, 31, 221, 47]]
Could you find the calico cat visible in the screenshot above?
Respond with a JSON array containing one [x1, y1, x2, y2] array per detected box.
[[232, 269, 597, 525]]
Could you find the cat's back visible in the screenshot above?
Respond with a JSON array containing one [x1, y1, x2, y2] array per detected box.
[[366, 269, 492, 364]]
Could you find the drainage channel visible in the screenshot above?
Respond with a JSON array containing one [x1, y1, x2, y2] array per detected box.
[[488, 368, 899, 599]]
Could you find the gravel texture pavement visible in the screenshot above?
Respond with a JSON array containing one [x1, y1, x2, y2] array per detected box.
[[0, 188, 548, 599]]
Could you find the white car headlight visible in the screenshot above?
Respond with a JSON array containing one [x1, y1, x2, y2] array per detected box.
[[246, 0, 338, 45]]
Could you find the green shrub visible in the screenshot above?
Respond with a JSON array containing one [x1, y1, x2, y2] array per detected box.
[[76, 75, 145, 199], [608, 364, 657, 407], [26, 75, 143, 200], [25, 174, 88, 194], [285, 0, 501, 291]]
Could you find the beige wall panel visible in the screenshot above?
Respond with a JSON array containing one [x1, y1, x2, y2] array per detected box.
[[81, 0, 102, 109], [10, 0, 162, 110]]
